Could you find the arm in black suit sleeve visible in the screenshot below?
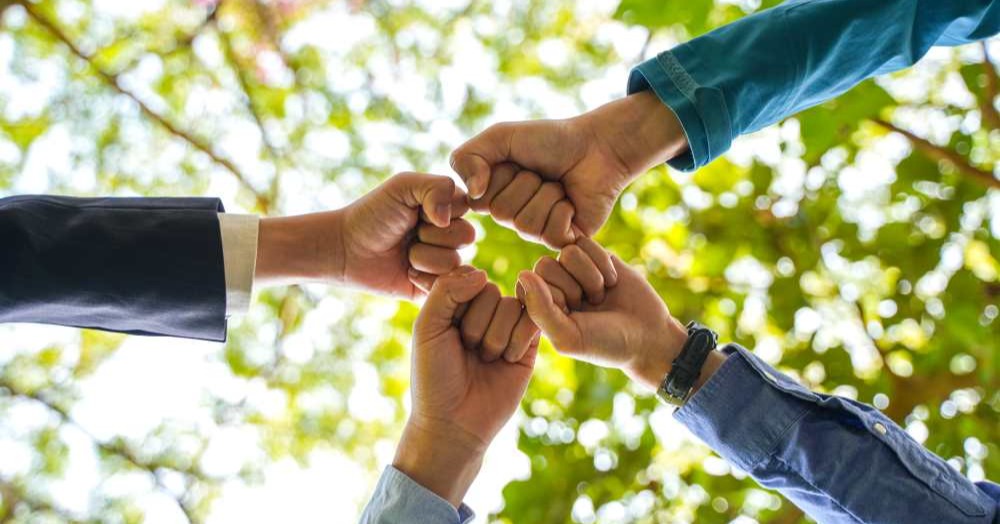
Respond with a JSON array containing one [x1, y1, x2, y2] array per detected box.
[[0, 195, 228, 341]]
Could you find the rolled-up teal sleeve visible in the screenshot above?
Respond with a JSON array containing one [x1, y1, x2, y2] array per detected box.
[[628, 0, 1000, 171]]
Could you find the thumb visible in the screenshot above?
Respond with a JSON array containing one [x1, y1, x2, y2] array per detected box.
[[387, 173, 455, 228], [451, 123, 513, 199], [517, 271, 580, 351], [417, 266, 487, 338]]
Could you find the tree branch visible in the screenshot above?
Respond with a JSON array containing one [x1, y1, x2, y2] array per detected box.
[[0, 381, 203, 524], [15, 0, 269, 211], [0, 476, 87, 523], [980, 41, 1000, 131], [211, 7, 285, 205], [871, 118, 999, 189]]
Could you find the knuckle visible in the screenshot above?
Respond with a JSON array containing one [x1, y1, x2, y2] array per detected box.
[[513, 212, 534, 232], [491, 121, 514, 135], [482, 336, 504, 356], [437, 175, 456, 192], [490, 199, 515, 221], [440, 251, 461, 271], [484, 282, 501, 296], [542, 229, 568, 250], [534, 256, 557, 272], [514, 170, 541, 186], [460, 322, 483, 345], [542, 182, 564, 199], [407, 243, 423, 262], [559, 244, 583, 262]]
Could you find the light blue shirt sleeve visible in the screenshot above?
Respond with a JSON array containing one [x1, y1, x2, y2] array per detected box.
[[359, 466, 475, 524], [676, 345, 999, 523], [627, 0, 1000, 171]]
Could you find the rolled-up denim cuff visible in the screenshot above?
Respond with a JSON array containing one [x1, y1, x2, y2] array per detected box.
[[627, 51, 733, 172]]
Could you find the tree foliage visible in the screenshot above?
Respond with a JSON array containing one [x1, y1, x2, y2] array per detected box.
[[0, 0, 996, 523]]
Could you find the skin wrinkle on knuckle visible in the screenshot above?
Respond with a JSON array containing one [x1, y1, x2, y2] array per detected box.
[[460, 285, 500, 345]]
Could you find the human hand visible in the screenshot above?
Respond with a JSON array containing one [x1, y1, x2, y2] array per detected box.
[[255, 173, 475, 299], [516, 237, 693, 390], [393, 266, 540, 507], [451, 91, 688, 247]]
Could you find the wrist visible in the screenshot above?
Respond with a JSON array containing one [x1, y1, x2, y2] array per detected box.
[[255, 211, 345, 286], [392, 415, 486, 508], [581, 90, 688, 182], [626, 317, 726, 396], [626, 317, 688, 390]]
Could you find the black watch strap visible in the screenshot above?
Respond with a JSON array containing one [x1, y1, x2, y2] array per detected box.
[[656, 321, 718, 407]]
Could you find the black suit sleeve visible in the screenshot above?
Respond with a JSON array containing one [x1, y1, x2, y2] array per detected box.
[[0, 195, 228, 341]]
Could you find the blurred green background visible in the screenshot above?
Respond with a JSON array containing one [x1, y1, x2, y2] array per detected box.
[[0, 0, 996, 522]]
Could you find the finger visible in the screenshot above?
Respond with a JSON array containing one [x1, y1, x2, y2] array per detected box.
[[519, 331, 542, 368], [545, 283, 569, 314], [417, 266, 487, 337], [541, 199, 577, 249], [534, 256, 584, 311], [460, 282, 501, 349], [558, 244, 605, 304], [417, 219, 476, 248], [481, 297, 522, 362], [469, 162, 518, 213], [513, 182, 565, 242], [502, 310, 539, 363], [451, 123, 515, 199], [574, 236, 618, 288], [518, 271, 580, 350], [490, 170, 542, 224], [409, 243, 461, 275], [386, 172, 456, 228], [420, 183, 470, 223], [407, 268, 437, 295]]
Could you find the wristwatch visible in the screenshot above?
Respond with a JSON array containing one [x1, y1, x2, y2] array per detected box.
[[656, 321, 718, 407]]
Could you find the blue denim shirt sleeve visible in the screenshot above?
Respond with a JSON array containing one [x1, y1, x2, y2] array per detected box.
[[359, 466, 475, 524], [627, 0, 1000, 171], [676, 345, 999, 523]]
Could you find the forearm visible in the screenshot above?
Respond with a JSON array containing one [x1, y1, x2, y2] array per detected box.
[[580, 90, 690, 180], [675, 346, 997, 523], [254, 211, 345, 286], [360, 417, 482, 524], [391, 416, 486, 508], [628, 0, 1000, 170]]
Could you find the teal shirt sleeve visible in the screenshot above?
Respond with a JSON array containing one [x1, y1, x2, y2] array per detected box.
[[627, 0, 1000, 171]]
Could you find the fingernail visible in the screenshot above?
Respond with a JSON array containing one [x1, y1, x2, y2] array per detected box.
[[435, 203, 451, 224], [503, 352, 517, 363], [454, 265, 476, 276], [471, 175, 487, 198], [516, 281, 526, 301], [407, 268, 419, 278]]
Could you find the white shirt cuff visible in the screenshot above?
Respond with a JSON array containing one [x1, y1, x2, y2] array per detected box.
[[217, 213, 260, 316]]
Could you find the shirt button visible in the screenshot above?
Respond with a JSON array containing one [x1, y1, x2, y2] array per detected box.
[[873, 422, 888, 435]]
